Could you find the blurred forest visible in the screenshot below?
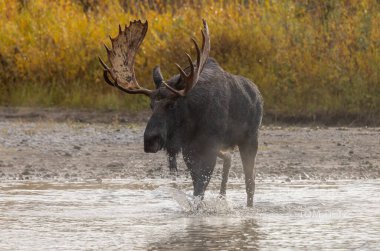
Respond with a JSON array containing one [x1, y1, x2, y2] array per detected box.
[[0, 0, 379, 123]]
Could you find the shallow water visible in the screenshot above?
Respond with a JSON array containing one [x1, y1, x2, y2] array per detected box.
[[0, 179, 379, 250]]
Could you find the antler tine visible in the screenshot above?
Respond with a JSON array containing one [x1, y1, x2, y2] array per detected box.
[[201, 30, 206, 51], [191, 38, 201, 70], [175, 63, 187, 80], [185, 53, 194, 77], [99, 56, 119, 88], [104, 44, 112, 55], [202, 18, 209, 38], [199, 21, 210, 73], [162, 81, 184, 97], [98, 56, 110, 71], [103, 70, 116, 87]]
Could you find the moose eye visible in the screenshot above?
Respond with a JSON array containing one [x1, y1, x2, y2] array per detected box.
[[166, 103, 175, 110]]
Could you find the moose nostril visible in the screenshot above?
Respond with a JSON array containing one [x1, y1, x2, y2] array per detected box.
[[149, 135, 160, 144], [144, 134, 164, 153], [145, 133, 160, 143]]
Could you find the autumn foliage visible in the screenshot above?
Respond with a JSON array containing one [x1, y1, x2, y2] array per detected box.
[[1, 0, 379, 122]]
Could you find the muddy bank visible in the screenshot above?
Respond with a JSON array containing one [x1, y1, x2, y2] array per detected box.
[[0, 119, 379, 182], [1, 107, 379, 126], [0, 107, 150, 124]]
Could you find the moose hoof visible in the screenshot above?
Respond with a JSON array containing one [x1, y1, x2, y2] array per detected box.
[[169, 169, 178, 176], [217, 194, 226, 200]]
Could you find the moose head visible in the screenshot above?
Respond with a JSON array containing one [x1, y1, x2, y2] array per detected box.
[[99, 20, 210, 154]]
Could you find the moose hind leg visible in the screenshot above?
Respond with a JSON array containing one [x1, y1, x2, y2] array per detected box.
[[239, 137, 258, 207], [217, 151, 232, 197]]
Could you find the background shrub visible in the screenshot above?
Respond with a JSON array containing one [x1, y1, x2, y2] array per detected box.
[[1, 0, 379, 122]]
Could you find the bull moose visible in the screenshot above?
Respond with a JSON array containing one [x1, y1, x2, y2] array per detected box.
[[99, 20, 263, 207]]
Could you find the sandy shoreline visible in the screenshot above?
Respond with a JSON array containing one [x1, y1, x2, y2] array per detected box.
[[1, 119, 379, 182]]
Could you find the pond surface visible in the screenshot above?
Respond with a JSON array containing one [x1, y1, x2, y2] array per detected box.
[[0, 179, 379, 250]]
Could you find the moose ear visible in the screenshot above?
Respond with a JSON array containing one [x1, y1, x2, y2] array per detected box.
[[174, 75, 185, 90], [152, 65, 164, 89]]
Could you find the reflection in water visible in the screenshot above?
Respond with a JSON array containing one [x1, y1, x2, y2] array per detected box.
[[0, 180, 379, 250], [148, 217, 261, 250]]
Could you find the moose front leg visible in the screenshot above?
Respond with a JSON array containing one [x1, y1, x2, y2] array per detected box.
[[168, 152, 177, 175], [183, 149, 217, 198]]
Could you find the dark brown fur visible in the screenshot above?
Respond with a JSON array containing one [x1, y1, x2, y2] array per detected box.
[[145, 58, 263, 206]]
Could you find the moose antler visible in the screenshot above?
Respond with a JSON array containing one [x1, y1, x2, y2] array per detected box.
[[99, 20, 152, 96], [163, 19, 211, 97]]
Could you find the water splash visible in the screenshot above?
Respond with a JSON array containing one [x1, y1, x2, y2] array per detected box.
[[158, 187, 234, 214]]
